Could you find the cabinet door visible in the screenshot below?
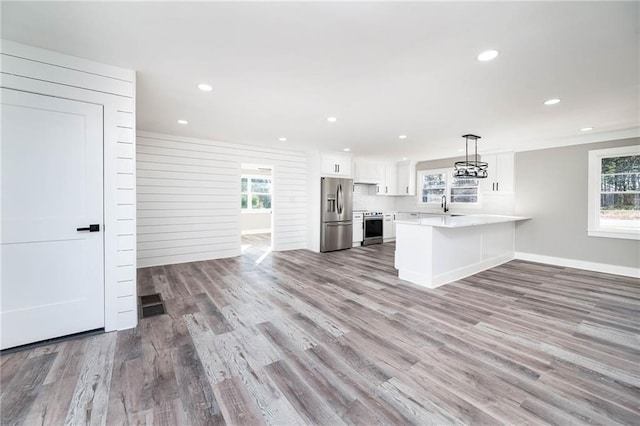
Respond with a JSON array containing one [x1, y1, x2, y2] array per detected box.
[[377, 163, 397, 195], [337, 156, 352, 177], [397, 161, 416, 195], [480, 154, 514, 194], [353, 220, 363, 244], [480, 154, 497, 194], [385, 163, 398, 195], [383, 214, 393, 239], [321, 155, 339, 175], [391, 213, 397, 238], [495, 152, 514, 193], [376, 170, 387, 195], [321, 153, 352, 177]]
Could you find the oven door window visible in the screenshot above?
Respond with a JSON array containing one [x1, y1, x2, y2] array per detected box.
[[365, 218, 383, 238]]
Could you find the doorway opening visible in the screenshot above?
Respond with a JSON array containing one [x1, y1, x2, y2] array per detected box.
[[240, 164, 273, 264]]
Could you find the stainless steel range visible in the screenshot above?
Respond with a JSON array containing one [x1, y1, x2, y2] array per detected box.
[[363, 211, 383, 245]]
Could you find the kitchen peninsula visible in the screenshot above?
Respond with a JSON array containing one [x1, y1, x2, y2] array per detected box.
[[395, 215, 530, 288]]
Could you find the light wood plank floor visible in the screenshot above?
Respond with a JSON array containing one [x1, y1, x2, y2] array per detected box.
[[2, 240, 639, 425]]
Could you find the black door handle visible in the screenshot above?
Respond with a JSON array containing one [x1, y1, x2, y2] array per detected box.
[[77, 224, 100, 232]]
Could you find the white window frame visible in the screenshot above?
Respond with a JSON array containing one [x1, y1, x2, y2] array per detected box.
[[417, 168, 481, 206], [587, 145, 640, 240], [241, 174, 272, 213]]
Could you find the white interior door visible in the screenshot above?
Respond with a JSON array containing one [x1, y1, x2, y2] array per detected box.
[[1, 88, 104, 350]]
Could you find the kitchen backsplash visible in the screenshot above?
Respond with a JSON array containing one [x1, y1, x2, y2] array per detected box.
[[394, 192, 515, 215], [353, 184, 397, 211], [354, 184, 515, 215]]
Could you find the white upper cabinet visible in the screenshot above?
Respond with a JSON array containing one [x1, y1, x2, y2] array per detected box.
[[397, 160, 416, 196], [481, 152, 514, 194], [377, 162, 398, 195], [354, 160, 384, 184], [354, 158, 416, 196], [321, 152, 352, 177]]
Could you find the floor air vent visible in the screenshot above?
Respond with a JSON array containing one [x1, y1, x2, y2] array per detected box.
[[139, 293, 166, 319]]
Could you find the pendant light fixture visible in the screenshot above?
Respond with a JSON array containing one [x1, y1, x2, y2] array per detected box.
[[454, 134, 488, 178]]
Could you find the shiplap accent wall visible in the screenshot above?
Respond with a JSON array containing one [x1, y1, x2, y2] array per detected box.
[[1, 40, 137, 330], [115, 111, 137, 328], [136, 132, 307, 267]]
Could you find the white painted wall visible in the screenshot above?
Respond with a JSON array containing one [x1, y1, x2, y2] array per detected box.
[[241, 212, 271, 234], [0, 40, 137, 330], [515, 137, 640, 275], [136, 132, 307, 267]]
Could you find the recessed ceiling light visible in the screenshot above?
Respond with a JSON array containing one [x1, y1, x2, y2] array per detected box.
[[343, 148, 350, 152], [399, 135, 407, 139], [401, 157, 408, 161], [457, 149, 464, 152], [327, 117, 337, 122], [177, 119, 188, 125], [198, 83, 213, 92], [580, 127, 594, 132], [477, 50, 499, 62], [544, 98, 561, 105], [279, 137, 287, 141]]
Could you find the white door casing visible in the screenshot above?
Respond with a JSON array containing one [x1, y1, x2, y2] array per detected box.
[[1, 88, 105, 349]]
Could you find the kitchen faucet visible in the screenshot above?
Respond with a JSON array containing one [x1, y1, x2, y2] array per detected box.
[[441, 195, 449, 213]]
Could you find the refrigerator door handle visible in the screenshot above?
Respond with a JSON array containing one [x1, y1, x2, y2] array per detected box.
[[337, 184, 343, 215]]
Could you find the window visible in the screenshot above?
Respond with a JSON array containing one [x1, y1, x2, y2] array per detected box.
[[241, 175, 272, 211], [418, 168, 479, 205], [420, 171, 447, 203], [450, 176, 480, 203], [588, 146, 640, 240]]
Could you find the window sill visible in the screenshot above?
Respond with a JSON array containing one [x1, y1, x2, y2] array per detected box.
[[588, 229, 640, 241], [241, 209, 272, 214]]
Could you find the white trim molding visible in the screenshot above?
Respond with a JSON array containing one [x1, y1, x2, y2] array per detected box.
[[241, 228, 271, 235], [515, 252, 640, 279]]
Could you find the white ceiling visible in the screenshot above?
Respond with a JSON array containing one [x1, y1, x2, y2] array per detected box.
[[2, 1, 639, 160]]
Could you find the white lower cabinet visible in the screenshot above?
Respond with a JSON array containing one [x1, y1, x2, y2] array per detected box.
[[353, 213, 363, 246], [383, 212, 396, 241]]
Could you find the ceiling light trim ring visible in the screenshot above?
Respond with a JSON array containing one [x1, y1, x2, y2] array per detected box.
[[477, 50, 499, 61]]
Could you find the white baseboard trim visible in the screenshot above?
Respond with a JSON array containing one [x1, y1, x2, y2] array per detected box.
[[432, 254, 514, 288], [399, 254, 515, 289], [241, 228, 271, 235], [514, 252, 640, 278]]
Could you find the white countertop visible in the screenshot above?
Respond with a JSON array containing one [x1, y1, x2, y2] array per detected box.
[[395, 214, 530, 228]]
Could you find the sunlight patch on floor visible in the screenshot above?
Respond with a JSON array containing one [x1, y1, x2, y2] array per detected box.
[[255, 248, 273, 265]]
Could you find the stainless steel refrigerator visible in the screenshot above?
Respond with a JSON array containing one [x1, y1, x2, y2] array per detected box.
[[320, 177, 353, 252]]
